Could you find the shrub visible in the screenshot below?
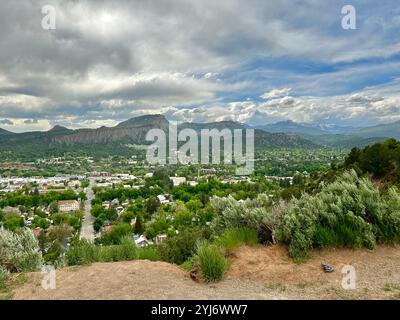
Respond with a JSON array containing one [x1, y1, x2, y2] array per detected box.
[[98, 236, 138, 262], [276, 170, 382, 260], [138, 246, 160, 261], [0, 266, 9, 288], [0, 228, 43, 272], [99, 223, 132, 245], [197, 243, 227, 282], [210, 194, 270, 231], [158, 228, 208, 265], [66, 239, 97, 266], [215, 228, 258, 251]]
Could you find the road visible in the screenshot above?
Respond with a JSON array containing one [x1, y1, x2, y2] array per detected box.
[[80, 179, 95, 240]]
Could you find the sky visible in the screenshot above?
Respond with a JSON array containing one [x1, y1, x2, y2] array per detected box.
[[0, 0, 400, 132]]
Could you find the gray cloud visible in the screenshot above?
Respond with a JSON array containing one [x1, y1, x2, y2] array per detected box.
[[0, 0, 399, 130]]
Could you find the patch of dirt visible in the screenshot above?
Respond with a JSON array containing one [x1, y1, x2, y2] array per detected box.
[[11, 245, 400, 300], [226, 245, 400, 299]]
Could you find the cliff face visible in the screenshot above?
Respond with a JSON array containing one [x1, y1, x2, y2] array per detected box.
[[52, 115, 170, 145]]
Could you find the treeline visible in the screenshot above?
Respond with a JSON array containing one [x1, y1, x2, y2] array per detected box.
[[345, 138, 400, 183]]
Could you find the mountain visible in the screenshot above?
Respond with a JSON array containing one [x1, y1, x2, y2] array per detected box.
[[256, 120, 327, 136], [0, 128, 14, 136], [0, 115, 318, 158], [255, 120, 400, 148], [352, 121, 400, 139]]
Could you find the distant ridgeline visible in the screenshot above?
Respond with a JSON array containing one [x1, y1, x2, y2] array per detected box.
[[0, 114, 399, 160]]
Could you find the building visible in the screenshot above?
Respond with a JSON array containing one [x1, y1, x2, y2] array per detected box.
[[170, 176, 186, 187], [157, 194, 170, 204], [58, 200, 80, 213], [135, 235, 153, 248], [155, 234, 168, 244]]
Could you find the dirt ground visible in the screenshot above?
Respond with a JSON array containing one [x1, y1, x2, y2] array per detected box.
[[9, 245, 400, 300]]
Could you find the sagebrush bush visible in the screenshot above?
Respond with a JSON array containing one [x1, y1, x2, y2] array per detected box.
[[276, 170, 400, 260], [210, 193, 270, 231], [0, 228, 43, 272], [0, 266, 9, 288], [197, 243, 227, 282], [215, 227, 258, 251]]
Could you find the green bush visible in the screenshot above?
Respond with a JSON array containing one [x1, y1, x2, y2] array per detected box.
[[98, 223, 132, 245], [97, 236, 138, 262], [197, 243, 227, 282], [138, 246, 161, 261], [158, 228, 209, 265], [276, 170, 390, 260], [66, 239, 97, 265], [215, 227, 258, 251], [66, 237, 139, 265], [0, 266, 9, 288], [210, 194, 270, 231], [0, 228, 43, 272]]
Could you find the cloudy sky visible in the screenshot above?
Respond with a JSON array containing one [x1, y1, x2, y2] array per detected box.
[[0, 0, 399, 132]]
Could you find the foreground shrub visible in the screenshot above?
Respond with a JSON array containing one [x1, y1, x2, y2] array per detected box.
[[215, 228, 258, 251], [66, 239, 97, 266], [66, 237, 139, 265], [158, 228, 210, 265], [0, 228, 43, 272], [97, 236, 138, 262], [138, 246, 160, 261], [277, 170, 389, 260], [210, 194, 270, 231], [0, 266, 9, 288], [197, 243, 227, 282]]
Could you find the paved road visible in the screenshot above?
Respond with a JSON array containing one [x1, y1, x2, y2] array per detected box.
[[80, 179, 95, 240]]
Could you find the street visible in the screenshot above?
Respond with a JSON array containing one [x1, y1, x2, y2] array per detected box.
[[80, 179, 95, 240]]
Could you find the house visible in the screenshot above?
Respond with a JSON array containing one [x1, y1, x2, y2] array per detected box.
[[155, 234, 168, 244], [135, 235, 153, 248], [157, 194, 170, 204], [2, 206, 21, 216], [188, 180, 198, 187], [170, 176, 186, 187], [58, 200, 80, 213]]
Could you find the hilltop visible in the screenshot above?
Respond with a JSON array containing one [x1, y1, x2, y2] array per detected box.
[[9, 245, 400, 300]]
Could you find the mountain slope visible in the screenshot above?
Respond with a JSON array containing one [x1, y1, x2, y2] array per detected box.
[[0, 115, 318, 157], [352, 121, 400, 139]]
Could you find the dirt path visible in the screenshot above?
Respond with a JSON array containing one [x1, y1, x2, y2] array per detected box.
[[11, 245, 400, 300]]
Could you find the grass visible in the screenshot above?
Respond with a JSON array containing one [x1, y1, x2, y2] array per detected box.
[[197, 243, 228, 282], [215, 228, 258, 251]]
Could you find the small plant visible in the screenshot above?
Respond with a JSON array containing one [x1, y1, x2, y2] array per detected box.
[[215, 227, 258, 251], [0, 266, 9, 289], [66, 239, 97, 266], [197, 243, 227, 282], [138, 246, 160, 261]]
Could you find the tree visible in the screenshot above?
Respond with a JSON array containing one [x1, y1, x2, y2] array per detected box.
[[134, 214, 144, 235], [4, 216, 24, 231], [47, 224, 74, 242], [49, 201, 59, 214], [145, 196, 160, 215]]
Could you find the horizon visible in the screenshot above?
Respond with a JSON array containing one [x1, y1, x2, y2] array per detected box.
[[1, 113, 399, 134]]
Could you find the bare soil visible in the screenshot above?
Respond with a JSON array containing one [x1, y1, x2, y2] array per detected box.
[[10, 245, 400, 300]]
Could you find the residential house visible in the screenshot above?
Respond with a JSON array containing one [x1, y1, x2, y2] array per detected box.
[[58, 200, 80, 213]]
